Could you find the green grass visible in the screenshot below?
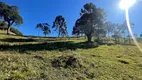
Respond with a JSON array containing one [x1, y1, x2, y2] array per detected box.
[[0, 33, 142, 80]]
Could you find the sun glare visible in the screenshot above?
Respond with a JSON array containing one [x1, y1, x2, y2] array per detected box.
[[119, 0, 136, 10], [119, 0, 142, 52]]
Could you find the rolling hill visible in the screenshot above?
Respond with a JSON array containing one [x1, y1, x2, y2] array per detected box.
[[0, 32, 142, 80]]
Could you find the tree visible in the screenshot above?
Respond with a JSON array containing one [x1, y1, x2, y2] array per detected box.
[[72, 26, 80, 37], [52, 15, 68, 37], [111, 24, 122, 43], [36, 23, 42, 37], [36, 23, 51, 37], [110, 22, 133, 44], [73, 3, 106, 43], [134, 33, 138, 38], [112, 34, 120, 43], [140, 34, 142, 38], [43, 25, 51, 37], [121, 21, 134, 44], [104, 22, 114, 38], [0, 2, 23, 35]]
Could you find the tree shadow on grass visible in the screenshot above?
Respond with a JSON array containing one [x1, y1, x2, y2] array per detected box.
[[0, 38, 56, 42], [103, 43, 136, 46], [0, 38, 36, 42], [0, 41, 98, 53], [119, 43, 136, 46]]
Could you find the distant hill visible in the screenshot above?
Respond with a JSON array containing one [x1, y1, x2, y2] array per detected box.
[[0, 21, 23, 36]]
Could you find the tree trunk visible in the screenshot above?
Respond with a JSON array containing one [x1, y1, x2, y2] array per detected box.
[[114, 38, 117, 44], [38, 29, 40, 37], [58, 32, 60, 38], [87, 34, 92, 43], [129, 37, 131, 44], [127, 35, 131, 44], [107, 32, 109, 43], [108, 31, 109, 39], [7, 24, 11, 35], [118, 38, 120, 43], [58, 29, 60, 38], [127, 28, 131, 44], [123, 38, 125, 44], [98, 35, 100, 41]]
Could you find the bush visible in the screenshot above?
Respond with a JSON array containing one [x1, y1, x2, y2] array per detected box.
[[95, 39, 104, 45], [0, 22, 6, 26]]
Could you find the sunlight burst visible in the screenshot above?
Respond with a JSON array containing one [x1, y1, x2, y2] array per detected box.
[[119, 0, 136, 10], [125, 9, 142, 52], [119, 0, 142, 52]]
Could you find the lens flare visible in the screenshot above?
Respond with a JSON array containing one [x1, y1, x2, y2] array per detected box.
[[125, 9, 142, 52], [119, 0, 136, 10]]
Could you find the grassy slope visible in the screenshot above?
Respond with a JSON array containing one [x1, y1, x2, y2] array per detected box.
[[0, 33, 142, 80], [0, 21, 23, 36], [0, 30, 16, 35]]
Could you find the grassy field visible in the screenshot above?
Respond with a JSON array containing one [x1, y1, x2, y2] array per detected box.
[[0, 31, 142, 80]]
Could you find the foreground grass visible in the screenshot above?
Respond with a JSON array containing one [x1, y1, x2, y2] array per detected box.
[[0, 33, 142, 80]]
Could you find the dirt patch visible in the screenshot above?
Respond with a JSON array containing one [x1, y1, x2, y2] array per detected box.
[[33, 55, 44, 61], [118, 60, 129, 64], [51, 55, 82, 68], [76, 76, 85, 80]]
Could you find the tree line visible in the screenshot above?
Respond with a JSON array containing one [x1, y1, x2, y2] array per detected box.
[[72, 3, 135, 44], [0, 2, 137, 44], [36, 15, 68, 37]]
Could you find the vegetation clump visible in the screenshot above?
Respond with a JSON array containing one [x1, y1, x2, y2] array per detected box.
[[33, 55, 44, 61], [51, 55, 82, 68], [118, 59, 130, 64]]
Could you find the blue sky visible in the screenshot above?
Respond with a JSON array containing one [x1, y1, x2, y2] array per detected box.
[[1, 0, 142, 37]]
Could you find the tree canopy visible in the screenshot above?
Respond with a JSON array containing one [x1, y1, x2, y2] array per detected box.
[[0, 2, 23, 34], [73, 2, 106, 42], [52, 15, 68, 37], [140, 34, 142, 38], [36, 23, 51, 37]]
